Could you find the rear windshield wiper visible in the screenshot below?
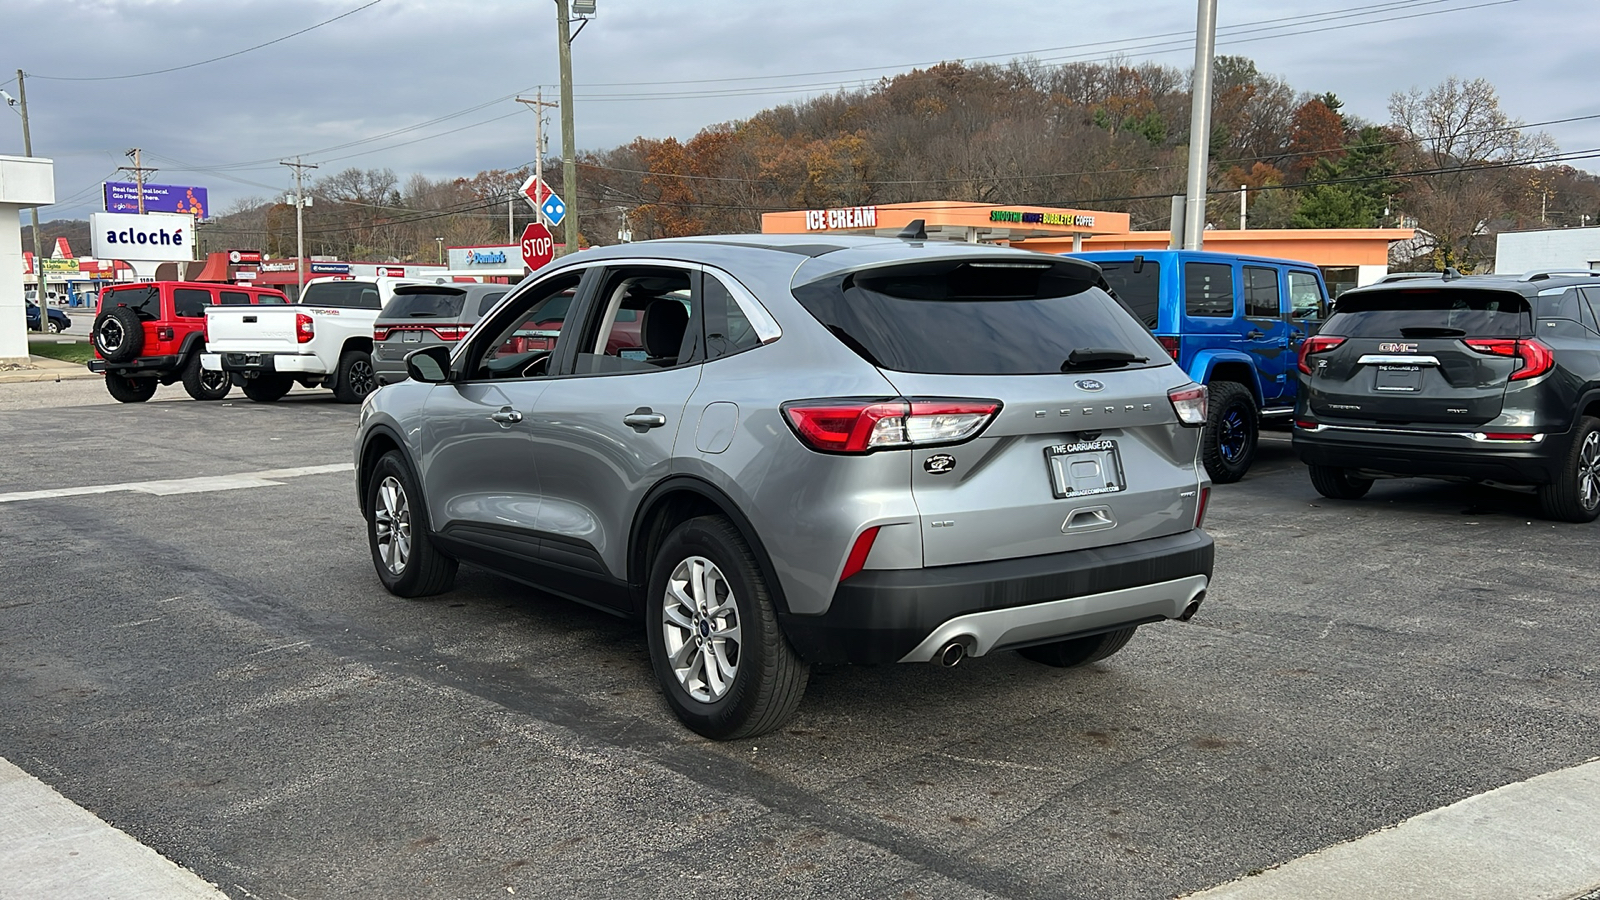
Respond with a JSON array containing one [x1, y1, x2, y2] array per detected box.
[[1398, 325, 1466, 337], [1061, 348, 1147, 371]]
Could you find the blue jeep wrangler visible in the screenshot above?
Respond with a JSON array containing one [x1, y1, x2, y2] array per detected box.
[[1071, 250, 1331, 482]]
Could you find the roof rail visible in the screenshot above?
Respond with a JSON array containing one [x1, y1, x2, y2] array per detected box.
[[1518, 269, 1600, 281], [1375, 272, 1440, 284]]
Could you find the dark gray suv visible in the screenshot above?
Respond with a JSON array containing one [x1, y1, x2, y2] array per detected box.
[[355, 234, 1216, 739], [372, 283, 508, 386], [1293, 270, 1600, 521]]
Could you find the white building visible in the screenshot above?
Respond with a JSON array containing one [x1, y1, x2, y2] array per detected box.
[[1494, 227, 1600, 274]]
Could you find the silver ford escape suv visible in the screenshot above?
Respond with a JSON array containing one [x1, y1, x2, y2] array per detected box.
[[355, 232, 1215, 739]]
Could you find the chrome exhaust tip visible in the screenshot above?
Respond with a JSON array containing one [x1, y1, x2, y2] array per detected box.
[[1179, 592, 1206, 622], [938, 640, 967, 668]]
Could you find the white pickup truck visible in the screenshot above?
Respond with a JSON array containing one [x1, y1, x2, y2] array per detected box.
[[203, 276, 427, 403]]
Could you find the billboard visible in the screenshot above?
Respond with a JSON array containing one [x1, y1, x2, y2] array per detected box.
[[103, 182, 209, 220], [91, 212, 196, 262]]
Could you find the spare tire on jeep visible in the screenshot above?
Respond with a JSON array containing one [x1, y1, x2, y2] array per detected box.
[[93, 306, 145, 363]]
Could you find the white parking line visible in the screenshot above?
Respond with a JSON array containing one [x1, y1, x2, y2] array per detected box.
[[0, 464, 353, 505], [0, 756, 227, 899], [1184, 758, 1600, 900]]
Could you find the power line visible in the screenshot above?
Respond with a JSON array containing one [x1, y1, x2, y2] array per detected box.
[[25, 0, 389, 82]]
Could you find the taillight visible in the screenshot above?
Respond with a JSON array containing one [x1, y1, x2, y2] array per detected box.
[[1194, 486, 1211, 528], [1157, 335, 1180, 360], [840, 526, 881, 582], [1462, 338, 1553, 381], [296, 313, 314, 343], [781, 398, 1001, 453], [1168, 384, 1207, 426], [156, 326, 174, 341], [373, 326, 389, 341], [1297, 335, 1346, 374], [433, 325, 467, 341]]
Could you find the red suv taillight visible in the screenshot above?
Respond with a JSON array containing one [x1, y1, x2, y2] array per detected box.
[[1168, 384, 1207, 426], [781, 398, 1000, 453], [1157, 335, 1180, 360], [296, 313, 314, 343], [156, 326, 175, 342], [1297, 335, 1346, 375], [1462, 338, 1554, 381]]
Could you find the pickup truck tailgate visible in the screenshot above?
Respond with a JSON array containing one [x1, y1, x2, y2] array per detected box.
[[205, 306, 302, 353]]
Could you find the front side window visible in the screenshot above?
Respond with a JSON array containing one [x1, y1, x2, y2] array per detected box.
[[467, 273, 582, 380], [1288, 271, 1326, 320], [571, 267, 698, 375], [173, 288, 213, 318], [1243, 266, 1281, 319], [1185, 263, 1235, 318]]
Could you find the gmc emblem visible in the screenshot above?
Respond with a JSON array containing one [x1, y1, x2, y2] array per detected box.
[[1377, 342, 1419, 353]]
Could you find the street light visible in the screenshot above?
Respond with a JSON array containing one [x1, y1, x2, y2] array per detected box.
[[435, 237, 444, 265]]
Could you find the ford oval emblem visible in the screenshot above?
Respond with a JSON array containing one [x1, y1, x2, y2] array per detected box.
[[1075, 379, 1105, 392]]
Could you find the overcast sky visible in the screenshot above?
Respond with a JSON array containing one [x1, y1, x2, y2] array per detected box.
[[3, 0, 1595, 225]]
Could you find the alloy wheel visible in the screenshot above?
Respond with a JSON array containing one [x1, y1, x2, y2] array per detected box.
[[1219, 408, 1249, 463], [1579, 431, 1600, 511], [662, 555, 742, 703], [98, 318, 124, 353], [350, 359, 377, 397], [200, 369, 229, 393], [374, 476, 412, 575]]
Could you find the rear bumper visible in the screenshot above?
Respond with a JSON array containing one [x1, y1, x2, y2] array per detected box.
[[1293, 423, 1564, 484], [779, 529, 1214, 665], [87, 356, 179, 376], [215, 351, 324, 375]]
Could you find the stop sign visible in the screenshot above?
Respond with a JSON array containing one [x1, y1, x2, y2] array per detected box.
[[521, 222, 554, 271]]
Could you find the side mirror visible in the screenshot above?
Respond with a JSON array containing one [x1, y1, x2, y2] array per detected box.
[[405, 345, 453, 384]]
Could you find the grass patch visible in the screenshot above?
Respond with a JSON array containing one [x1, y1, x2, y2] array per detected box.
[[28, 340, 94, 365]]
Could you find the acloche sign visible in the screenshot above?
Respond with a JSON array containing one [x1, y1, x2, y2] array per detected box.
[[90, 212, 195, 262]]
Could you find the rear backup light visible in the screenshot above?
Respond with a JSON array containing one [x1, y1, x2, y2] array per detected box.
[[1157, 336, 1180, 360], [840, 526, 881, 581], [1195, 486, 1211, 528], [1462, 338, 1553, 381], [296, 313, 314, 343], [782, 398, 1001, 453], [1168, 385, 1207, 426], [1297, 335, 1346, 374]]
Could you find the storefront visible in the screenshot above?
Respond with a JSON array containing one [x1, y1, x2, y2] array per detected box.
[[251, 259, 451, 302]]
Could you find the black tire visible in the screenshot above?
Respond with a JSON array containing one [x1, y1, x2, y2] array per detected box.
[[1308, 463, 1374, 500], [46, 319, 61, 334], [92, 306, 144, 363], [1019, 626, 1138, 668], [181, 353, 231, 401], [1201, 381, 1258, 484], [366, 451, 457, 597], [103, 373, 157, 403], [333, 349, 378, 403], [241, 373, 294, 403], [1536, 416, 1600, 523], [646, 516, 808, 740]]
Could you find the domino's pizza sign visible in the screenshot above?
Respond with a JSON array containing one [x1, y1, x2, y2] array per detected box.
[[91, 212, 196, 262]]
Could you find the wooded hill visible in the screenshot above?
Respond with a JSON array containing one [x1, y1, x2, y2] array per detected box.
[[34, 55, 1600, 273]]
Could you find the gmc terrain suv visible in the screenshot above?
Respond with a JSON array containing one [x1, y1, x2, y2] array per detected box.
[[355, 233, 1216, 739], [1293, 270, 1600, 522]]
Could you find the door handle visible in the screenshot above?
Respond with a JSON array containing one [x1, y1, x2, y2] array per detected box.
[[490, 407, 523, 425], [623, 409, 668, 430], [1244, 329, 1265, 340]]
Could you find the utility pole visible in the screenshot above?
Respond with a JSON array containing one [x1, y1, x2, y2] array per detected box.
[[119, 148, 157, 215], [516, 90, 558, 233], [556, 0, 579, 255], [16, 70, 46, 325], [1183, 0, 1219, 250], [280, 157, 317, 298]]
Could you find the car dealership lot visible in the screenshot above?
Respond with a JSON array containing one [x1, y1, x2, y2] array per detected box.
[[2, 384, 1597, 900]]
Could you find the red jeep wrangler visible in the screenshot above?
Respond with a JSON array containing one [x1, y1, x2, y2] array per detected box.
[[90, 282, 290, 403]]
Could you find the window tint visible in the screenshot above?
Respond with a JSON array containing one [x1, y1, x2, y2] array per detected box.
[[1325, 289, 1532, 338], [386, 290, 466, 319], [1288, 271, 1325, 320], [1243, 267, 1281, 318], [102, 286, 161, 320], [574, 268, 697, 374], [173, 288, 213, 318], [258, 292, 289, 305], [219, 291, 252, 305], [704, 275, 762, 359], [471, 275, 581, 380], [1580, 288, 1600, 334], [476, 291, 508, 317], [1185, 263, 1235, 317], [1096, 260, 1161, 329], [793, 260, 1165, 376], [300, 281, 382, 308]]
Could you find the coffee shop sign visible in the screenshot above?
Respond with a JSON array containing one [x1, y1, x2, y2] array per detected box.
[[989, 210, 1095, 227]]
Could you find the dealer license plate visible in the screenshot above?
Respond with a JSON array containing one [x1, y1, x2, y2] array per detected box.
[[401, 331, 422, 343], [1045, 439, 1126, 499], [1375, 365, 1422, 392]]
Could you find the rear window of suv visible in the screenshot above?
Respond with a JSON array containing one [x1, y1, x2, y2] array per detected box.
[[102, 286, 161, 320], [1325, 288, 1532, 337], [385, 290, 466, 319], [794, 260, 1166, 376]]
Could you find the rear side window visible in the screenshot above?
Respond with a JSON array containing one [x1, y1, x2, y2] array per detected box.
[[219, 291, 252, 305], [1243, 267, 1281, 318], [1185, 263, 1235, 317], [258, 292, 288, 305], [704, 275, 762, 359], [476, 291, 508, 317], [1581, 288, 1600, 333], [793, 260, 1165, 376], [103, 286, 161, 320], [1096, 260, 1160, 329], [301, 281, 382, 308], [386, 290, 466, 319], [1325, 289, 1532, 337]]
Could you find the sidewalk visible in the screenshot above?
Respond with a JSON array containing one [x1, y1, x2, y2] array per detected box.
[[0, 355, 99, 385]]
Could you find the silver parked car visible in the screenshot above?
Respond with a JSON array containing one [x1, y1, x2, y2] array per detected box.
[[355, 232, 1215, 739], [371, 283, 509, 385]]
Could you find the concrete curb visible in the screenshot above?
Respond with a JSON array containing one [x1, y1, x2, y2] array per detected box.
[[0, 359, 99, 385]]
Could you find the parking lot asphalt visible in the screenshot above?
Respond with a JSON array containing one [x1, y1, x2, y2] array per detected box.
[[1, 382, 1597, 899]]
